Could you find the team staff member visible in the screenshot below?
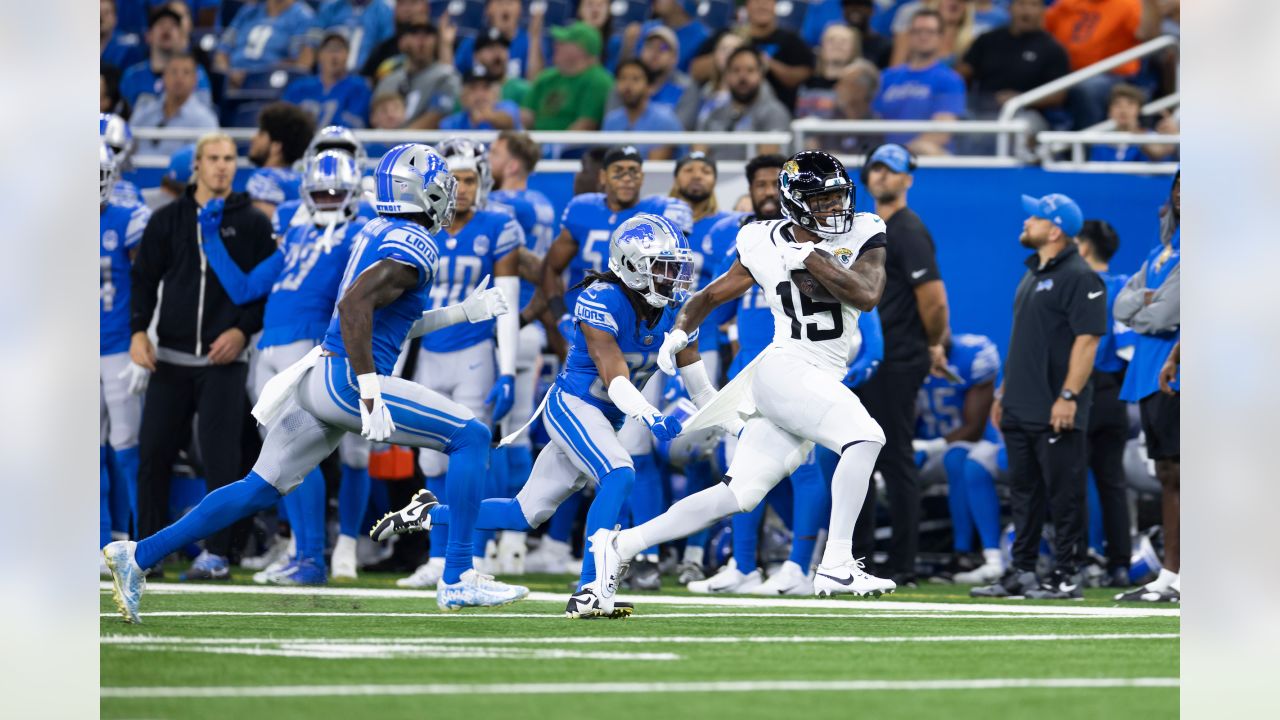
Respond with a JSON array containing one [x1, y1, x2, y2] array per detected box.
[[129, 133, 277, 580], [853, 143, 951, 586], [975, 192, 1106, 601]]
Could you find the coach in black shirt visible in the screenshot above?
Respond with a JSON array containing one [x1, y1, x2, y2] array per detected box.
[[852, 144, 952, 585], [975, 193, 1106, 601], [957, 0, 1070, 116]]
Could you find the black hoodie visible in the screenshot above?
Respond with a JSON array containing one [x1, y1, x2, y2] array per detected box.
[[130, 187, 276, 358]]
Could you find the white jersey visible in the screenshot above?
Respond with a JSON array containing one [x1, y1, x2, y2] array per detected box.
[[735, 214, 887, 372]]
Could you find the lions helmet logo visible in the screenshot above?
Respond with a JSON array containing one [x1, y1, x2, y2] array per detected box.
[[617, 222, 656, 249]]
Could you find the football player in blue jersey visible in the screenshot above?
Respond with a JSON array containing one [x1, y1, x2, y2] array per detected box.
[[911, 333, 1006, 584], [100, 144, 153, 575], [198, 150, 370, 585], [246, 101, 316, 219], [99, 113, 145, 208], [372, 213, 721, 618], [398, 138, 526, 589], [273, 126, 376, 236], [487, 130, 559, 574], [104, 143, 529, 623]]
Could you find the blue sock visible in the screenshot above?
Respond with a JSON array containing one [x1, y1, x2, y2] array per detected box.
[[1087, 471, 1104, 555], [507, 445, 533, 496], [477, 498, 531, 530], [288, 469, 327, 566], [629, 452, 664, 556], [963, 458, 1002, 550], [442, 421, 489, 584], [547, 490, 582, 543], [472, 447, 505, 561], [100, 446, 112, 548], [169, 476, 208, 520], [789, 458, 828, 568], [366, 479, 390, 530], [136, 472, 281, 570], [577, 466, 636, 589], [732, 501, 765, 573], [107, 446, 139, 536], [944, 446, 975, 553], [683, 461, 713, 556], [426, 474, 447, 559], [338, 463, 371, 539]]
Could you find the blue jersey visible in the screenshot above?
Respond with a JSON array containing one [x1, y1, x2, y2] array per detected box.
[[1120, 231, 1181, 402], [557, 281, 696, 425], [100, 202, 152, 355], [559, 194, 693, 308], [1094, 270, 1135, 373], [247, 167, 302, 207], [111, 179, 144, 208], [220, 1, 318, 72], [316, 0, 396, 67], [260, 221, 364, 348], [916, 334, 1001, 442], [321, 216, 440, 376], [490, 188, 558, 308], [690, 210, 734, 350], [420, 209, 524, 352], [281, 74, 372, 129]]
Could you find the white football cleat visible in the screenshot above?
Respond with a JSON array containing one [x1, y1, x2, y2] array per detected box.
[[953, 559, 1005, 585], [242, 533, 292, 571], [813, 558, 896, 598], [688, 564, 763, 594], [397, 557, 445, 588], [100, 553, 111, 578], [497, 531, 527, 575], [369, 489, 437, 542], [751, 561, 814, 596], [330, 534, 358, 580], [252, 552, 294, 584], [587, 527, 627, 616], [524, 537, 572, 574], [436, 569, 529, 611], [103, 541, 146, 624]]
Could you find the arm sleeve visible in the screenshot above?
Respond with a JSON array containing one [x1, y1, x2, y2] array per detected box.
[[897, 221, 942, 285], [129, 209, 168, 334], [228, 212, 277, 337], [678, 359, 717, 408], [495, 275, 520, 376], [1112, 261, 1149, 324], [204, 231, 285, 305], [1124, 264, 1180, 334], [1066, 272, 1109, 337]]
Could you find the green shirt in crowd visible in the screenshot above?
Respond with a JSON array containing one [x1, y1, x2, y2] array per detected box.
[[522, 64, 614, 130]]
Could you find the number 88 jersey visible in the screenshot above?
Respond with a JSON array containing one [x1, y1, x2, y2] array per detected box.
[[735, 214, 886, 373]]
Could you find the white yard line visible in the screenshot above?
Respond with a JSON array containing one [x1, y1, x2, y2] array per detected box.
[[101, 677, 1179, 699], [102, 633, 1178, 646], [98, 610, 1144, 620], [99, 582, 1179, 618]]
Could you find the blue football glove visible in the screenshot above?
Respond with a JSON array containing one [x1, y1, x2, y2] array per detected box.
[[486, 374, 516, 423], [844, 359, 880, 388], [644, 413, 683, 443], [198, 197, 225, 241]]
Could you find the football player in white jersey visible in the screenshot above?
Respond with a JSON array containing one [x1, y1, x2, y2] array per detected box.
[[589, 151, 898, 612]]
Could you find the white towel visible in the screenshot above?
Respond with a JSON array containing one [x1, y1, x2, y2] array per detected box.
[[252, 345, 323, 426], [680, 348, 769, 434]]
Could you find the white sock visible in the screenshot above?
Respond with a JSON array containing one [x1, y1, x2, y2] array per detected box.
[[823, 441, 881, 564], [1147, 567, 1177, 591], [683, 545, 705, 565], [618, 483, 739, 560], [1169, 572, 1180, 592], [982, 548, 1003, 566]]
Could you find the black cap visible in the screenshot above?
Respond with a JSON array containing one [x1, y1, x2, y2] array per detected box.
[[462, 65, 500, 84], [320, 28, 351, 49], [602, 145, 643, 169], [148, 6, 183, 28], [675, 150, 716, 176], [474, 27, 511, 52]]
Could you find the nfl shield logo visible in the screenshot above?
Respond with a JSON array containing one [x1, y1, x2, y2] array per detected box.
[[473, 234, 490, 256], [642, 336, 654, 346], [446, 237, 457, 250], [102, 230, 119, 251]]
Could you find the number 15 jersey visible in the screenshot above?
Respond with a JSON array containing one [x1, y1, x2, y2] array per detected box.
[[735, 214, 886, 373]]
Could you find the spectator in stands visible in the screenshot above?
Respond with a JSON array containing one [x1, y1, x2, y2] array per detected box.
[[801, 0, 894, 68], [603, 59, 684, 160], [102, 66, 125, 115], [809, 60, 882, 153], [958, 0, 1070, 119], [690, 0, 814, 112], [1089, 84, 1178, 162], [216, 0, 319, 87], [890, 0, 979, 67], [121, 7, 214, 111], [373, 21, 461, 129], [873, 9, 966, 155], [521, 21, 613, 132], [282, 30, 373, 128], [102, 0, 147, 71], [455, 0, 547, 83], [131, 53, 221, 156], [440, 65, 523, 130], [245, 101, 315, 218], [696, 47, 791, 159], [1045, 0, 1164, 128], [472, 29, 531, 107], [362, 0, 429, 80], [625, 25, 701, 129], [161, 1, 215, 70], [316, 0, 396, 69], [619, 0, 711, 74], [795, 24, 861, 121], [368, 90, 407, 129], [694, 32, 745, 129], [576, 0, 622, 71]]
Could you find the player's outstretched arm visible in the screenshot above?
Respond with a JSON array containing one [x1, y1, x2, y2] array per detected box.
[[337, 259, 419, 378], [801, 247, 887, 312], [202, 231, 285, 305], [407, 274, 510, 340], [584, 324, 683, 440]]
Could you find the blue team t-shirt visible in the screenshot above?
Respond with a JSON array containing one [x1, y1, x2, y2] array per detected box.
[[220, 1, 318, 72], [281, 74, 372, 129], [247, 167, 303, 207], [419, 209, 524, 352], [601, 104, 685, 158], [873, 61, 967, 145], [439, 101, 524, 131], [100, 202, 152, 355], [120, 60, 213, 110], [1120, 231, 1180, 402], [316, 0, 396, 68], [915, 333, 1002, 442]]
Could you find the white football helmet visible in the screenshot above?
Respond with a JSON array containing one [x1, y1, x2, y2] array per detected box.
[[100, 143, 117, 206], [371, 143, 456, 234], [305, 125, 367, 171], [302, 150, 362, 225], [99, 113, 134, 168], [608, 213, 695, 308], [436, 137, 493, 210]]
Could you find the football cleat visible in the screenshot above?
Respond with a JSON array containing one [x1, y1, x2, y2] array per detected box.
[[241, 533, 291, 570], [622, 559, 662, 591], [676, 560, 705, 585], [103, 541, 146, 624], [100, 553, 111, 578], [181, 550, 230, 581], [813, 558, 896, 598], [330, 534, 358, 580], [496, 531, 528, 575], [524, 537, 573, 574], [688, 564, 763, 594], [1114, 585, 1180, 603], [397, 557, 445, 588], [565, 584, 635, 619], [1024, 570, 1085, 600], [252, 552, 294, 584], [751, 561, 814, 596], [953, 559, 1007, 585], [970, 569, 1039, 598], [436, 569, 529, 611], [587, 527, 627, 616], [369, 489, 438, 542], [266, 558, 328, 586]]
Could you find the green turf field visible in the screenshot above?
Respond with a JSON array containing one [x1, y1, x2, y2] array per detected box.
[[100, 571, 1179, 719]]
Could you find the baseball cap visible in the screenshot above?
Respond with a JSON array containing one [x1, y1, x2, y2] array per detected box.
[[675, 151, 716, 176], [165, 144, 196, 186], [462, 65, 500, 84], [474, 27, 511, 53], [148, 6, 183, 28], [550, 21, 603, 58], [320, 28, 351, 49], [866, 143, 914, 174], [1021, 193, 1084, 237], [644, 25, 680, 53], [603, 145, 643, 169]]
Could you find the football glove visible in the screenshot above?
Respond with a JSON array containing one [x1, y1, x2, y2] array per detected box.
[[460, 274, 510, 323], [198, 197, 224, 241], [356, 373, 396, 442], [486, 374, 516, 423], [657, 328, 689, 376], [643, 413, 683, 443], [117, 361, 151, 396]]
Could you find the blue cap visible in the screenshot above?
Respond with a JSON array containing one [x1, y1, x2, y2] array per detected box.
[[866, 143, 913, 174], [1021, 193, 1083, 237], [165, 144, 195, 185]]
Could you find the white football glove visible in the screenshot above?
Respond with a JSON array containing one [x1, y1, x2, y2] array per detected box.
[[657, 328, 689, 376], [781, 241, 816, 271], [460, 274, 511, 323], [117, 362, 151, 395], [356, 373, 396, 442]]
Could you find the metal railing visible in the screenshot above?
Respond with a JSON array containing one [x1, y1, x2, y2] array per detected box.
[[1036, 130, 1179, 173], [790, 118, 1032, 168]]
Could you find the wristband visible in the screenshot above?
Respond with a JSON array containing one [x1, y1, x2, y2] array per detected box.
[[357, 373, 381, 400]]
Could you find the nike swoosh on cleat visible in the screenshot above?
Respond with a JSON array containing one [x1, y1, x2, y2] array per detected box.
[[815, 572, 855, 586]]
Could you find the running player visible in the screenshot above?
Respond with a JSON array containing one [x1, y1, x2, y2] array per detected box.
[[104, 143, 528, 623]]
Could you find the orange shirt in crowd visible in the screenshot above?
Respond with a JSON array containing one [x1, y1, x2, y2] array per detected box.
[[1045, 0, 1144, 76]]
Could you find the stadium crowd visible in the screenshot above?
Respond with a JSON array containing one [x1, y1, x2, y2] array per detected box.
[[99, 0, 1181, 606]]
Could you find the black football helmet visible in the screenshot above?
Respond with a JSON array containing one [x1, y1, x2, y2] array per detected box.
[[778, 150, 855, 239]]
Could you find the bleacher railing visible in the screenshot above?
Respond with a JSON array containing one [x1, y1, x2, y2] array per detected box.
[[1036, 131, 1180, 174]]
